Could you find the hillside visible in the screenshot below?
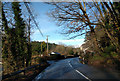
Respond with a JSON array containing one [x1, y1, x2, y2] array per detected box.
[[31, 41, 80, 56]]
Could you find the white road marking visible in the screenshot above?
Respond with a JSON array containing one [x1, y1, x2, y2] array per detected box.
[[75, 70, 92, 81], [68, 60, 92, 81], [68, 61, 73, 68]]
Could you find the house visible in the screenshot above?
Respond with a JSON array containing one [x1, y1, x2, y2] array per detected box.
[[49, 52, 61, 56]]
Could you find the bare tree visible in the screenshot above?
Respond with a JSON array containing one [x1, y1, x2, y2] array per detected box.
[[47, 1, 120, 54], [47, 2, 103, 54]]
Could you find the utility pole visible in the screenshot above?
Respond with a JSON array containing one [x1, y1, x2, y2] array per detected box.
[[46, 35, 49, 56], [41, 42, 43, 56]]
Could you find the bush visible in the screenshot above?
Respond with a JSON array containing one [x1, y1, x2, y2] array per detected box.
[[110, 52, 118, 58], [50, 54, 61, 60], [33, 57, 47, 64], [104, 45, 116, 53], [46, 54, 64, 60], [38, 57, 47, 64], [69, 49, 74, 55], [101, 53, 110, 58], [90, 55, 105, 61]]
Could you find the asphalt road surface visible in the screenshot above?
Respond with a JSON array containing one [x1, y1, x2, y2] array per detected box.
[[33, 57, 120, 81]]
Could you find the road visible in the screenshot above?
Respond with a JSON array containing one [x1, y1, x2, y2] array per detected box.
[[33, 57, 120, 81]]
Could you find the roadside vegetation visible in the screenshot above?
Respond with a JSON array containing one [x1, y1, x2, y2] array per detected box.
[[31, 41, 79, 60], [1, 1, 79, 77], [48, 2, 120, 69], [1, 1, 120, 80], [1, 2, 50, 80]]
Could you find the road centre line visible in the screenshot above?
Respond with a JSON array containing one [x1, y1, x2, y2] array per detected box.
[[75, 70, 92, 81], [68, 60, 92, 81], [68, 61, 73, 68]]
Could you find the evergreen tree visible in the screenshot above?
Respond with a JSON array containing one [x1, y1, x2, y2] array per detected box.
[[2, 2, 27, 72], [12, 2, 26, 69]]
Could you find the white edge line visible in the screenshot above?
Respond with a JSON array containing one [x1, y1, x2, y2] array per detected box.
[[68, 60, 92, 81], [75, 70, 92, 81]]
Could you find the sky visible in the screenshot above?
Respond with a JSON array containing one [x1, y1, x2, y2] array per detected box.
[[30, 2, 85, 47]]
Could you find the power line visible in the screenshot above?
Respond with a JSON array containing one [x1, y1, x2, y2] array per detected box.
[[24, 2, 44, 37]]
